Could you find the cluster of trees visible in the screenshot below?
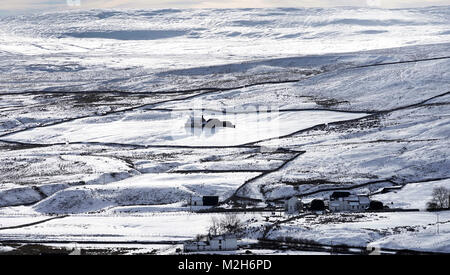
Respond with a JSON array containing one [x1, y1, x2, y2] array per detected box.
[[208, 213, 243, 235], [427, 187, 450, 211]]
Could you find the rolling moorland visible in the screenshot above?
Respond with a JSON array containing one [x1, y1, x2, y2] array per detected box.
[[0, 7, 449, 254]]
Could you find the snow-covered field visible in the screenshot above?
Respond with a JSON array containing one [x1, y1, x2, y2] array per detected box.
[[372, 179, 450, 210], [0, 212, 223, 242], [262, 211, 450, 253], [2, 109, 367, 146], [0, 7, 449, 254]]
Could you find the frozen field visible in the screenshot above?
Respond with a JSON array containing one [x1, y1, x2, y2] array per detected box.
[[2, 109, 367, 146]]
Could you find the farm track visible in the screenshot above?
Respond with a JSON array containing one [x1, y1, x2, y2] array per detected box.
[[0, 215, 68, 231], [245, 90, 450, 146], [170, 169, 271, 174], [258, 211, 450, 255], [221, 89, 450, 202]]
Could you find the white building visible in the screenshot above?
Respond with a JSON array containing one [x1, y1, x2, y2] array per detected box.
[[329, 195, 370, 212], [189, 196, 203, 206], [183, 235, 238, 252], [284, 197, 303, 214]]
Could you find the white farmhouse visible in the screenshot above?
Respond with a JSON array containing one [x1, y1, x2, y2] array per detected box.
[[185, 115, 207, 128], [284, 196, 303, 214], [183, 235, 238, 252], [190, 196, 203, 206], [329, 194, 370, 212]]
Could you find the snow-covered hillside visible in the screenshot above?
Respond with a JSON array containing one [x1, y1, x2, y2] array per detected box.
[[1, 7, 450, 92], [0, 7, 449, 254]]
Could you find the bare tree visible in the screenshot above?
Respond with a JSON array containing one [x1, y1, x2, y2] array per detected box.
[[208, 213, 243, 236], [428, 187, 449, 210], [208, 216, 220, 236]]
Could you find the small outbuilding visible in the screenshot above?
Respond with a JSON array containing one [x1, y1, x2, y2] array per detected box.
[[284, 196, 303, 214]]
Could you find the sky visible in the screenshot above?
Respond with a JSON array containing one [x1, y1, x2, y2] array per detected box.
[[1, 0, 450, 15]]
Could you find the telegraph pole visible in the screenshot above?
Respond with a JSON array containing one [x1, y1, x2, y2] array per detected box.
[[436, 212, 440, 235]]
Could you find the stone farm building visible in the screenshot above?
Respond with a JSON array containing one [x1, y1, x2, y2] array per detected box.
[[183, 235, 238, 252], [185, 115, 235, 129], [329, 192, 370, 212]]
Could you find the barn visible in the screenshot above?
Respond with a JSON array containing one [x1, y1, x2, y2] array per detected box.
[[183, 235, 238, 252], [310, 199, 325, 211], [189, 195, 219, 206], [185, 115, 235, 129]]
